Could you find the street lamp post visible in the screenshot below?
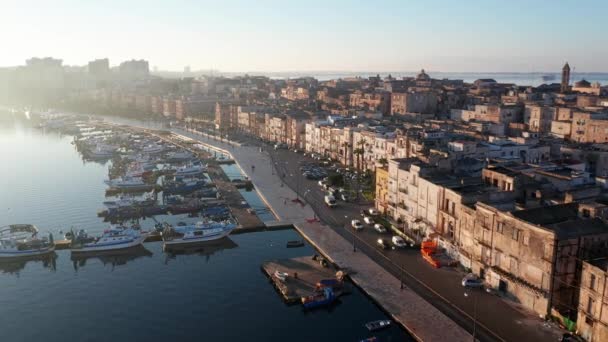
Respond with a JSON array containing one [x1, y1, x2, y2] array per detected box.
[[464, 291, 478, 342]]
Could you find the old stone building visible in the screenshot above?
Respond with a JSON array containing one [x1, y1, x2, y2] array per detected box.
[[576, 258, 608, 342]]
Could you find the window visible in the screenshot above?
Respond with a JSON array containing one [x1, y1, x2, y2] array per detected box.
[[590, 274, 596, 291], [510, 257, 518, 274], [587, 297, 595, 315], [496, 222, 504, 234], [523, 234, 530, 246], [512, 229, 520, 242]]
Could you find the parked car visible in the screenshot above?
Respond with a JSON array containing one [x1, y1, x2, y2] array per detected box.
[[318, 180, 326, 187], [377, 238, 390, 250], [373, 223, 387, 233], [324, 195, 337, 208], [368, 208, 380, 216], [392, 236, 407, 248], [363, 216, 374, 225], [351, 220, 363, 231], [462, 274, 484, 288]]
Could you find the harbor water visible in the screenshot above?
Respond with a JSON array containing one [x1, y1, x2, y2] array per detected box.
[[0, 113, 411, 342]]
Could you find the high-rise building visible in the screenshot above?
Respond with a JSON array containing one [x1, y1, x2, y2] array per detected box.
[[119, 59, 149, 80], [88, 58, 110, 76], [561, 62, 570, 93]]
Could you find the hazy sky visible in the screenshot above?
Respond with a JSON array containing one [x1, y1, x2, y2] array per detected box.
[[2, 0, 606, 72]]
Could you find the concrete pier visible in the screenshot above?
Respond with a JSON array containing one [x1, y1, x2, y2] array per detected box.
[[261, 256, 342, 303]]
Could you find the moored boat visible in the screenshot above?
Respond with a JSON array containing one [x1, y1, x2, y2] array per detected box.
[[70, 226, 148, 254], [104, 176, 154, 191], [0, 224, 55, 258], [175, 163, 206, 178], [365, 320, 391, 332], [161, 220, 236, 246], [301, 287, 336, 309], [163, 178, 207, 194]]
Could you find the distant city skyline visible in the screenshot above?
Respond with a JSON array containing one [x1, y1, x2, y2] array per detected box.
[[2, 0, 608, 72]]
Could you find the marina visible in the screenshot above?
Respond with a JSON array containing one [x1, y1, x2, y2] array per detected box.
[[0, 112, 410, 342]]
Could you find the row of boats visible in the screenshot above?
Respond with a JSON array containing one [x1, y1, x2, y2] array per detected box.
[[0, 220, 237, 259]]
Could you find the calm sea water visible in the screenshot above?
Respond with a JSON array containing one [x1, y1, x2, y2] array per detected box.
[[0, 113, 410, 342], [266, 71, 608, 87]]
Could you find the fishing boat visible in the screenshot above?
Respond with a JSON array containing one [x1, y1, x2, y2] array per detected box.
[[104, 176, 154, 191], [163, 178, 207, 194], [161, 220, 236, 246], [103, 192, 155, 210], [88, 146, 114, 159], [166, 151, 194, 162], [175, 163, 206, 178], [365, 320, 392, 332], [301, 287, 336, 309], [0, 224, 55, 258], [142, 144, 164, 154], [70, 226, 149, 253]]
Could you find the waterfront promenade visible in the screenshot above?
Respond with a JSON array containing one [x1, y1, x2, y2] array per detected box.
[[173, 128, 472, 341]]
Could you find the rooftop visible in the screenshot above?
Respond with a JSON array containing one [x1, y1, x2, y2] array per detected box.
[[511, 203, 608, 239]]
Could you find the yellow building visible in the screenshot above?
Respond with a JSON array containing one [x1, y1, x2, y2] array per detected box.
[[375, 166, 389, 214]]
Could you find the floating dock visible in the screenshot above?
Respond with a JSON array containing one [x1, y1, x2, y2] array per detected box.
[[261, 255, 346, 303]]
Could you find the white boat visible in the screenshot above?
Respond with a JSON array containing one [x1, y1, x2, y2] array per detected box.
[[70, 226, 148, 253], [161, 220, 236, 246], [0, 224, 55, 258], [274, 270, 289, 281], [103, 192, 155, 209], [166, 151, 193, 162], [142, 144, 164, 154], [175, 163, 206, 178], [88, 146, 114, 159], [104, 177, 153, 191]]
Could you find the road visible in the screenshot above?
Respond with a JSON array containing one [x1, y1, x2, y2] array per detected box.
[[177, 127, 565, 342]]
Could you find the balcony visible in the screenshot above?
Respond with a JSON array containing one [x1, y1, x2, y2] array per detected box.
[[398, 188, 408, 194], [440, 207, 456, 217], [490, 266, 547, 296]]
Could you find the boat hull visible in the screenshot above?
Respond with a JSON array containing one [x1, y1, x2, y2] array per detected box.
[[163, 228, 234, 246], [71, 235, 147, 254], [0, 245, 55, 259]]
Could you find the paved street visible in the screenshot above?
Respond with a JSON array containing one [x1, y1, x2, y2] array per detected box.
[[174, 127, 565, 342]]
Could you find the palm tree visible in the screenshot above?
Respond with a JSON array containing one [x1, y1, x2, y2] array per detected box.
[[378, 157, 388, 168], [341, 142, 350, 166], [354, 147, 364, 172], [356, 138, 367, 172]]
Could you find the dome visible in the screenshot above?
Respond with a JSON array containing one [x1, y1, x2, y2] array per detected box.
[[575, 79, 591, 88], [416, 69, 430, 81]]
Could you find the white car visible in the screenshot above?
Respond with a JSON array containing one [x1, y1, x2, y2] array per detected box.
[[351, 220, 363, 231], [363, 216, 374, 225], [374, 223, 387, 233], [368, 208, 380, 216], [392, 236, 407, 248]]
